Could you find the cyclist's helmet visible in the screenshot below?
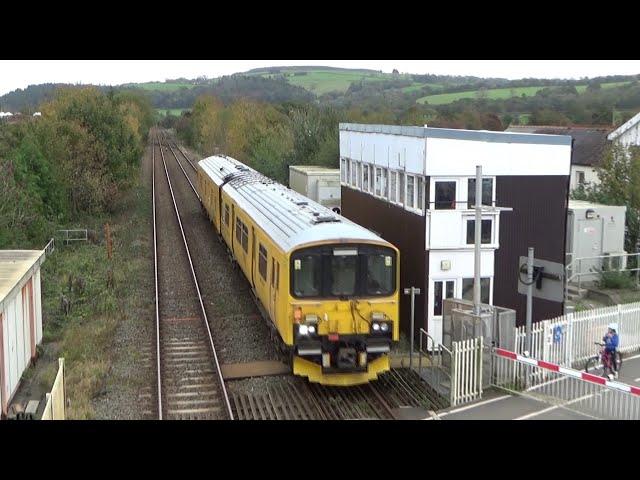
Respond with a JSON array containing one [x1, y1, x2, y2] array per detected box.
[[608, 323, 618, 332]]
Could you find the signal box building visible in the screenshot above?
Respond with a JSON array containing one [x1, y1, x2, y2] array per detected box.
[[339, 123, 572, 343]]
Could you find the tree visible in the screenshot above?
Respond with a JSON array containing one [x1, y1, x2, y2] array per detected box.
[[573, 144, 640, 255]]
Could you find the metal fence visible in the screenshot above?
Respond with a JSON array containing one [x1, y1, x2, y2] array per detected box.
[[44, 238, 55, 255], [492, 348, 640, 420], [515, 302, 640, 368], [57, 229, 88, 245], [565, 251, 640, 298], [418, 329, 483, 407], [41, 358, 66, 420]]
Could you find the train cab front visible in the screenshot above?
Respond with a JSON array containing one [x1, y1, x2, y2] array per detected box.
[[288, 243, 399, 386]]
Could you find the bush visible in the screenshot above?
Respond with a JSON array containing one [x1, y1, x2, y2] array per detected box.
[[598, 270, 637, 290]]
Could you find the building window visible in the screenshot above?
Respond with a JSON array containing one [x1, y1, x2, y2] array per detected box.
[[382, 168, 388, 198], [340, 158, 346, 182], [259, 244, 268, 279], [357, 162, 362, 189], [435, 181, 456, 210], [466, 219, 493, 244], [398, 172, 405, 205], [346, 160, 351, 186], [375, 167, 382, 196], [577, 171, 585, 186], [406, 175, 415, 208], [351, 161, 358, 186], [416, 177, 423, 210], [468, 178, 493, 208], [390, 171, 397, 202], [363, 165, 369, 193], [462, 278, 491, 304], [369, 165, 374, 192]]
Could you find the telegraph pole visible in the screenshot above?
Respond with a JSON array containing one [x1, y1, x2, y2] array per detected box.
[[404, 287, 421, 368], [526, 247, 534, 355], [473, 165, 483, 315]]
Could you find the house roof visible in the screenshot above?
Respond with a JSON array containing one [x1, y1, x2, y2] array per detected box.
[[506, 125, 611, 166], [608, 111, 640, 141], [0, 250, 46, 311]]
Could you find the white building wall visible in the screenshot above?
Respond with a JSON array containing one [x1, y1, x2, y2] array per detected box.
[[570, 165, 600, 191], [617, 121, 640, 147]]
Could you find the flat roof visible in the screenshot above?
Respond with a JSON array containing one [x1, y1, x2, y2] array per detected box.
[[569, 200, 627, 210], [340, 122, 573, 146], [0, 250, 46, 308], [289, 165, 340, 175]]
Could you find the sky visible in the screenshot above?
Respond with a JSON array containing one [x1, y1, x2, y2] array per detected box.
[[1, 60, 639, 96]]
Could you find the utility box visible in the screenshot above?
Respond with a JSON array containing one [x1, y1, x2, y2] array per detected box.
[[567, 200, 627, 282], [289, 166, 341, 214]]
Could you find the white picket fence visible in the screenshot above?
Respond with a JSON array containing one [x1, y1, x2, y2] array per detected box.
[[450, 337, 484, 407], [515, 302, 640, 368]]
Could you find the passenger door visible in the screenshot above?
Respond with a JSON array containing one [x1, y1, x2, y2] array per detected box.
[[269, 258, 279, 322], [429, 279, 455, 345]]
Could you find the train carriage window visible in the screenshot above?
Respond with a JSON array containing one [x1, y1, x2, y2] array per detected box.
[[224, 204, 230, 227], [259, 244, 268, 280], [330, 255, 357, 296], [241, 223, 249, 252], [292, 254, 321, 297], [365, 254, 394, 295]]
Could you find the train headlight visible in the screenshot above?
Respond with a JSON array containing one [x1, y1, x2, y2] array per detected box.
[[299, 325, 309, 335], [307, 325, 316, 334], [371, 321, 391, 334]]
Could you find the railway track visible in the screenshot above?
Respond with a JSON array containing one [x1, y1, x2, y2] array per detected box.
[[229, 368, 447, 420], [152, 135, 232, 420]]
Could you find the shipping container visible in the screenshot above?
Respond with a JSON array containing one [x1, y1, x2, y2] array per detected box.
[[0, 250, 46, 418]]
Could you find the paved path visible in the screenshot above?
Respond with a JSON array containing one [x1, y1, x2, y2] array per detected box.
[[427, 353, 640, 420]]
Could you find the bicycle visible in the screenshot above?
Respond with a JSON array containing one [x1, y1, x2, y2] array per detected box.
[[584, 342, 623, 379]]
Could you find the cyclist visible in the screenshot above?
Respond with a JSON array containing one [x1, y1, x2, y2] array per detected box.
[[603, 323, 619, 379]]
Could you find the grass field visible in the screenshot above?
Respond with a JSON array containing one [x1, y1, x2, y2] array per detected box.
[[417, 81, 633, 105], [156, 108, 189, 116], [251, 68, 402, 95]]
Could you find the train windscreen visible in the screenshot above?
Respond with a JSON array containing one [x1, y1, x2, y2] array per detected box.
[[291, 245, 396, 299]]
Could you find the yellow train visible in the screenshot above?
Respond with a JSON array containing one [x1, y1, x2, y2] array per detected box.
[[196, 155, 399, 386]]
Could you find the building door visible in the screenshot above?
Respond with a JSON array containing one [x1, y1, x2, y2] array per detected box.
[[429, 279, 455, 345], [576, 218, 604, 281]]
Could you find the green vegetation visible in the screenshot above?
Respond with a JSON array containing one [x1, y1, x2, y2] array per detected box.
[[39, 176, 150, 418], [598, 270, 637, 290], [130, 81, 199, 91], [0, 87, 153, 249]]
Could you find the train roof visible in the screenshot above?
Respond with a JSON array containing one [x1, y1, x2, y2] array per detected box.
[[198, 155, 389, 253]]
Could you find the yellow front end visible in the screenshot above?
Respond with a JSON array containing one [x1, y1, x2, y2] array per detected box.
[[285, 242, 400, 386]]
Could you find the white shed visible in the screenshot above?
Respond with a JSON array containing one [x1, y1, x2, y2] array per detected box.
[[0, 250, 46, 418], [289, 165, 341, 213]]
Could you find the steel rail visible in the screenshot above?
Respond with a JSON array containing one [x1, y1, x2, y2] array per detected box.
[[157, 135, 234, 420], [152, 138, 163, 420], [165, 141, 200, 202]]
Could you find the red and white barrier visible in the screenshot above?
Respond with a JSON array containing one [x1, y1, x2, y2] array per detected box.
[[494, 348, 640, 397]]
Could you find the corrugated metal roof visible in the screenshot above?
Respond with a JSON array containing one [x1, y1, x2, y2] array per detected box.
[[199, 156, 385, 252], [0, 250, 45, 309], [506, 125, 610, 166]]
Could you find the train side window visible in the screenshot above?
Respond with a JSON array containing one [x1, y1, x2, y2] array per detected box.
[[241, 223, 248, 253], [271, 258, 275, 286], [224, 204, 230, 227], [235, 217, 242, 243], [276, 262, 280, 291], [259, 244, 267, 280]]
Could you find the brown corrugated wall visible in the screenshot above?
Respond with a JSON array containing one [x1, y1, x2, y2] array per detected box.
[[494, 176, 569, 325]]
